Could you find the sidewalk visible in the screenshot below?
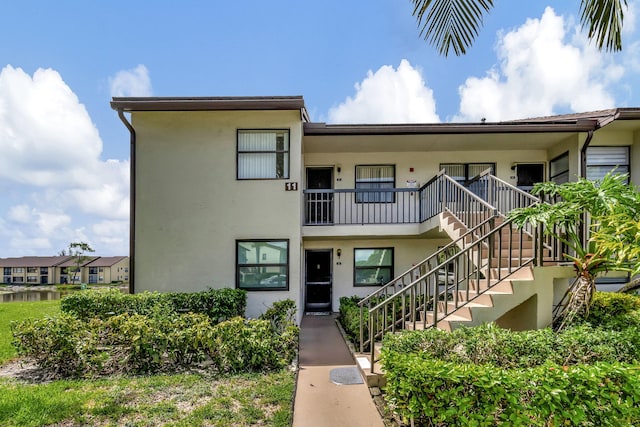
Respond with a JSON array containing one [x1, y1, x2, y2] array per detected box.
[[292, 314, 384, 427]]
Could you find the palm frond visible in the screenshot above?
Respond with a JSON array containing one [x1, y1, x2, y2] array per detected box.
[[580, 0, 627, 52], [412, 0, 494, 56]]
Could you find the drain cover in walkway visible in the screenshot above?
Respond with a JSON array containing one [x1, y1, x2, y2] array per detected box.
[[329, 367, 364, 385]]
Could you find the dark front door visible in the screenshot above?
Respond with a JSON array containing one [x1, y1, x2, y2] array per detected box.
[[516, 164, 544, 191], [306, 168, 333, 224], [305, 250, 332, 312]]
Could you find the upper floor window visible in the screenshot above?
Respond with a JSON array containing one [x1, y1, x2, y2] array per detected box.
[[355, 165, 395, 203], [586, 146, 629, 182], [440, 163, 495, 185], [237, 130, 290, 179], [550, 152, 570, 184]]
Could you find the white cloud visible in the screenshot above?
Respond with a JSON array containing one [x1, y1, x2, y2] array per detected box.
[[0, 65, 130, 257], [455, 7, 622, 121], [328, 59, 440, 123], [109, 64, 152, 97]]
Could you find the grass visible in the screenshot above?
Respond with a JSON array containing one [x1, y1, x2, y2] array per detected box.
[[0, 299, 296, 426], [0, 300, 60, 363], [0, 371, 295, 426]]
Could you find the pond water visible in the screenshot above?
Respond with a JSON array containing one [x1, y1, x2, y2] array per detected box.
[[0, 286, 128, 303]]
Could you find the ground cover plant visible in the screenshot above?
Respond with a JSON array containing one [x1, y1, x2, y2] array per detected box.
[[380, 292, 640, 425]]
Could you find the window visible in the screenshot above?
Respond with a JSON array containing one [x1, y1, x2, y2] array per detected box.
[[27, 267, 38, 273], [236, 240, 289, 290], [586, 146, 629, 182], [237, 130, 290, 179], [13, 277, 24, 283], [27, 276, 38, 283], [13, 267, 24, 273], [440, 163, 495, 185], [550, 152, 570, 184], [355, 165, 395, 203], [354, 248, 394, 286]]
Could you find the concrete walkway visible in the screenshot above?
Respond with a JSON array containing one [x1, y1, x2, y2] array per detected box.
[[292, 314, 384, 427]]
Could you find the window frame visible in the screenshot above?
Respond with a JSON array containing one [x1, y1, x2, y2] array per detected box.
[[439, 163, 496, 185], [550, 152, 570, 183], [236, 129, 291, 180], [355, 164, 396, 204], [236, 239, 290, 291], [586, 146, 630, 183], [353, 247, 394, 287]]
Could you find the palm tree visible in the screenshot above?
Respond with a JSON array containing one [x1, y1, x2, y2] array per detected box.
[[412, 0, 627, 56], [508, 172, 639, 330]]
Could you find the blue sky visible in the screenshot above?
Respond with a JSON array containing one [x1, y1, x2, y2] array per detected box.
[[1, 1, 639, 257]]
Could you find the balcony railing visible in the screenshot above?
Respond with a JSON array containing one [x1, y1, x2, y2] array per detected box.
[[303, 171, 496, 227], [304, 188, 422, 225]]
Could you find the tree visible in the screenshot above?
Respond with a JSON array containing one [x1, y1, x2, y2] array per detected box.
[[66, 242, 95, 285], [412, 0, 627, 56], [508, 172, 639, 330]]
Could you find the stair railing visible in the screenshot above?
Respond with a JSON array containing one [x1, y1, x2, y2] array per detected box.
[[358, 172, 498, 352], [357, 214, 498, 353], [363, 216, 538, 373], [467, 169, 539, 215]]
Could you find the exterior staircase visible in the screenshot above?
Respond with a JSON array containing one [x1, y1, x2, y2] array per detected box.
[[356, 171, 562, 386]]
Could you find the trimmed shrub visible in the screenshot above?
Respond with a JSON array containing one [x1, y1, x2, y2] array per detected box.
[[259, 298, 296, 333], [587, 292, 640, 329], [383, 354, 640, 426], [381, 319, 640, 425], [338, 296, 362, 343], [12, 298, 298, 378], [60, 287, 246, 322]]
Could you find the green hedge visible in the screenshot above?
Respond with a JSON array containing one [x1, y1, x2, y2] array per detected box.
[[60, 287, 247, 322], [338, 296, 362, 343], [12, 305, 298, 378], [381, 319, 640, 425], [383, 355, 640, 426]]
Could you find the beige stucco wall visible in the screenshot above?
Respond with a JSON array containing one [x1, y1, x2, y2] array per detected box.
[[305, 149, 549, 190], [302, 237, 449, 312], [132, 110, 303, 318]]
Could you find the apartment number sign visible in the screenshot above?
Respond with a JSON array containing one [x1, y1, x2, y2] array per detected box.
[[285, 182, 298, 191]]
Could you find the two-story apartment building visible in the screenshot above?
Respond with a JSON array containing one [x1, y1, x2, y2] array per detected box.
[[111, 96, 639, 325], [0, 256, 129, 285]]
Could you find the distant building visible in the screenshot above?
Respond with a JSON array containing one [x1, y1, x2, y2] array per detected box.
[[0, 256, 129, 285]]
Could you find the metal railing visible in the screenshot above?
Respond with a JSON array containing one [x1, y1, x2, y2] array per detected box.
[[304, 188, 421, 225], [304, 171, 498, 227], [360, 217, 537, 372], [467, 169, 539, 215]]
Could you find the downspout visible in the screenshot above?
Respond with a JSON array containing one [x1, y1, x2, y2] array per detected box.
[[117, 110, 136, 295], [580, 129, 595, 178], [579, 128, 595, 251]]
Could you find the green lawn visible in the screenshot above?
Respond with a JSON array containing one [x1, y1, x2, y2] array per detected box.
[[0, 300, 60, 363], [0, 299, 295, 426]]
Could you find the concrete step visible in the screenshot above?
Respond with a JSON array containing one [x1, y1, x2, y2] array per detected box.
[[453, 291, 494, 307], [468, 278, 514, 294]]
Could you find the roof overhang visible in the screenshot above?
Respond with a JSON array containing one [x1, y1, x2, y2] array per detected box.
[[111, 96, 309, 121], [304, 119, 598, 136]]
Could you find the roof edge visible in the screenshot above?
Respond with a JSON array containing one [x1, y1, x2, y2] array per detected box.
[[304, 120, 599, 136], [110, 96, 307, 113]]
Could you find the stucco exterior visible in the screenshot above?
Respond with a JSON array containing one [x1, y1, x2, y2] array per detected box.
[[132, 109, 303, 317], [112, 98, 640, 325]]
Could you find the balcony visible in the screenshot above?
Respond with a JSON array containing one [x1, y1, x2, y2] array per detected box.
[[303, 188, 430, 226]]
